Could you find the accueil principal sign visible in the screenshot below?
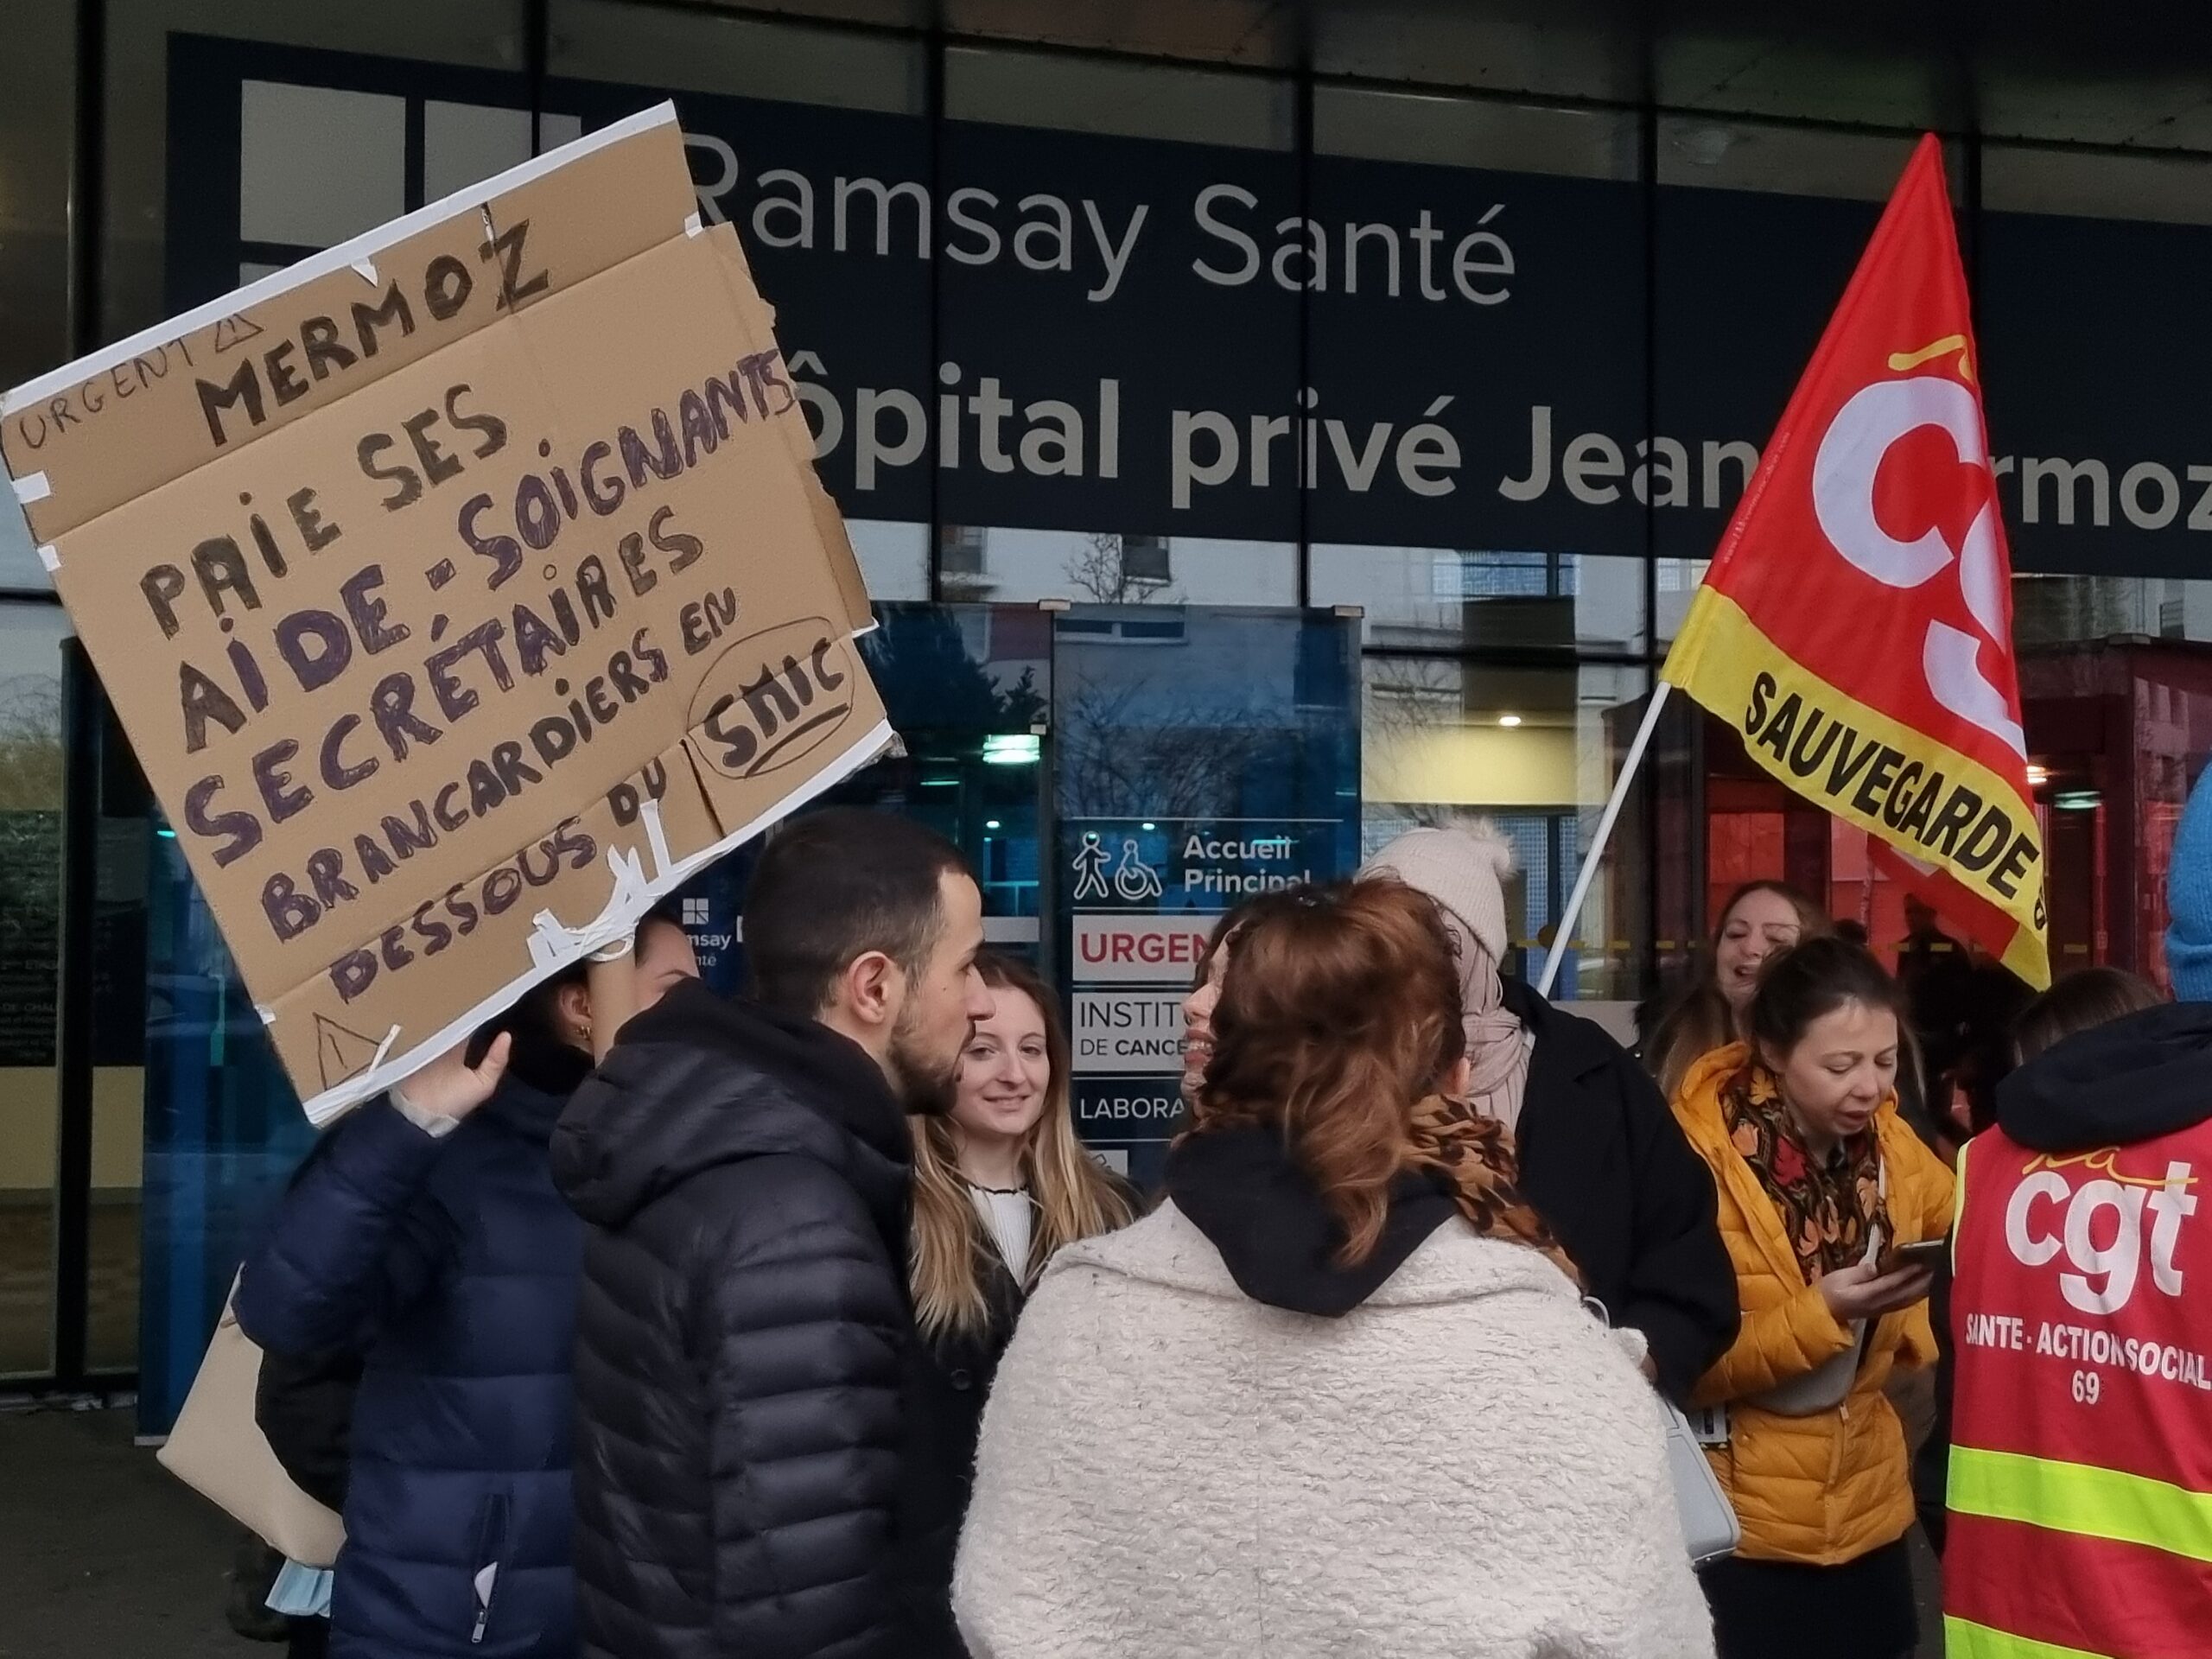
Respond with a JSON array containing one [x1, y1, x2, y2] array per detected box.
[[1, 105, 891, 1122]]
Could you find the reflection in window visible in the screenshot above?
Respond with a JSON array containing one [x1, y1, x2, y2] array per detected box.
[[1311, 543, 1647, 654], [0, 0, 68, 597], [952, 528, 1294, 607], [1361, 656, 1650, 1002], [1653, 557, 1713, 644], [844, 520, 930, 602], [1120, 534, 1173, 586], [0, 605, 67, 1376], [2012, 575, 2212, 647], [102, 0, 533, 340], [940, 524, 987, 578], [0, 503, 51, 596]]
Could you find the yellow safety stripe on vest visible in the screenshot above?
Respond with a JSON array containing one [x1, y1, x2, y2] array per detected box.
[[1949, 1445, 2212, 1563], [1945, 1615, 2112, 1659]]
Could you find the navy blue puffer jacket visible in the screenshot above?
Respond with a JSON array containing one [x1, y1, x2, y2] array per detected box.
[[550, 980, 914, 1659], [236, 1050, 586, 1659]]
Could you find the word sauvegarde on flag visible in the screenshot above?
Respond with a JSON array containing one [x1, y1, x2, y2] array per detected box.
[[1662, 132, 2049, 988]]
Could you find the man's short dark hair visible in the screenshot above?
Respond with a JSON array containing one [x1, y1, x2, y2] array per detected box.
[[743, 808, 973, 1017]]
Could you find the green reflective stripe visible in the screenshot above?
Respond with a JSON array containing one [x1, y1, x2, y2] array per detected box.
[[1949, 1445, 2212, 1563], [1945, 1616, 2112, 1659]]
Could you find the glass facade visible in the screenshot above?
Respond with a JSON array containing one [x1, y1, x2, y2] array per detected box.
[[0, 0, 74, 1381], [2, 0, 2211, 1403]]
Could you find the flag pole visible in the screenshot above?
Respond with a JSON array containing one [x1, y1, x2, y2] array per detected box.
[[1536, 682, 1673, 999]]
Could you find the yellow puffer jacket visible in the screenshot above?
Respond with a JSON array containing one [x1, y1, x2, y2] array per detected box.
[[1673, 1044, 1954, 1566]]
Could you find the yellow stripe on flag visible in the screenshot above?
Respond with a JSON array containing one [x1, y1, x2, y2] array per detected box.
[[1944, 1618, 2112, 1659], [1948, 1445, 2212, 1564], [1662, 588, 2049, 987]]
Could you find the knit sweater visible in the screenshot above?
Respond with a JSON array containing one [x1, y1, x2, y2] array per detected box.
[[952, 1202, 1715, 1659]]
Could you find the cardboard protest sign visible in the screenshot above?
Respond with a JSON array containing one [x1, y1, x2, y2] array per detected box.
[[2, 105, 892, 1122]]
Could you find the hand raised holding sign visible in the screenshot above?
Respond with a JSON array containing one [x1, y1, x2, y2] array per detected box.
[[393, 1030, 511, 1122]]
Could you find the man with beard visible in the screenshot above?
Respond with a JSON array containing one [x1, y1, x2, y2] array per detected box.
[[552, 809, 991, 1659]]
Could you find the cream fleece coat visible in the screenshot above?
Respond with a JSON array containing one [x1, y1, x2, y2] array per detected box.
[[952, 1203, 1716, 1659]]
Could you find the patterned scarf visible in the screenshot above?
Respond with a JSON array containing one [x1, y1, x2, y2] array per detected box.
[[1407, 1094, 1583, 1287], [1721, 1058, 1889, 1283]]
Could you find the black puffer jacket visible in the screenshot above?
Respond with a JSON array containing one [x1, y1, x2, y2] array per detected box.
[[900, 1238, 1026, 1659], [551, 980, 914, 1659], [1504, 977, 1739, 1403]]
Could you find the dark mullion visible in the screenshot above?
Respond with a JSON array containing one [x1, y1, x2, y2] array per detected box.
[[51, 646, 99, 1390]]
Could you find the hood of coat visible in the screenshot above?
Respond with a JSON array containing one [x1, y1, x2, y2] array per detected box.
[[551, 977, 912, 1236], [465, 1012, 592, 1146], [1996, 1001, 2212, 1152], [1157, 1124, 1569, 1316], [1052, 1188, 1583, 1318]]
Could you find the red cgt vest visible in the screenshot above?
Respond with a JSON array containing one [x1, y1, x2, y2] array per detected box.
[[1947, 1121, 2212, 1659]]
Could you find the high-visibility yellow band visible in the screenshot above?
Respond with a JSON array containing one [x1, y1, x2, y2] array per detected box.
[[1662, 588, 2049, 987], [1949, 1445, 2212, 1564], [1945, 1616, 2111, 1659]]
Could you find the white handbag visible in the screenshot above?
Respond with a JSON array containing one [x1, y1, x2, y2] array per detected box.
[[156, 1281, 346, 1569], [1660, 1397, 1743, 1564], [1586, 1297, 1741, 1566]]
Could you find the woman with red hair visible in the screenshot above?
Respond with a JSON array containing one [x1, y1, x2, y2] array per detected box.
[[954, 879, 1714, 1659]]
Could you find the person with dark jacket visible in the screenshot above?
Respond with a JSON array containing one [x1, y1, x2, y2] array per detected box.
[[552, 809, 992, 1659], [236, 931, 694, 1659], [1362, 823, 1738, 1401], [1943, 973, 2207, 1655], [1911, 963, 2163, 1554], [257, 1345, 365, 1658]]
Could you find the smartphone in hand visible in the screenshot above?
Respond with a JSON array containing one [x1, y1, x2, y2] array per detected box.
[[1878, 1237, 1947, 1276]]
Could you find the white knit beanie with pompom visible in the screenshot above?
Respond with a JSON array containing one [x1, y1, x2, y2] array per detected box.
[[1357, 820, 1516, 969]]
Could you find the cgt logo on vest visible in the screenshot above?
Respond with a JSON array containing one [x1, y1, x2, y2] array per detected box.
[[2005, 1151, 2198, 1316]]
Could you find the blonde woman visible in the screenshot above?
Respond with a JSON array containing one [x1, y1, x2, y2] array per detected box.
[[902, 952, 1137, 1656], [1649, 881, 1831, 1100]]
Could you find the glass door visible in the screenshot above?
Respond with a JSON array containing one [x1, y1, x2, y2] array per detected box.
[[1052, 606, 1363, 1189], [0, 607, 69, 1380]]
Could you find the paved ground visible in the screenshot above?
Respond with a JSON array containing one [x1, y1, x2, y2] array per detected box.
[[0, 1404, 266, 1659], [0, 1400, 1946, 1657]]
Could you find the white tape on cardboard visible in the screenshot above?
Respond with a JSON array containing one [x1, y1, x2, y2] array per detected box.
[[295, 717, 894, 1125]]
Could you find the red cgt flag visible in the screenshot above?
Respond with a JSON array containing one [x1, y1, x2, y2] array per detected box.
[[1662, 134, 2048, 988]]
